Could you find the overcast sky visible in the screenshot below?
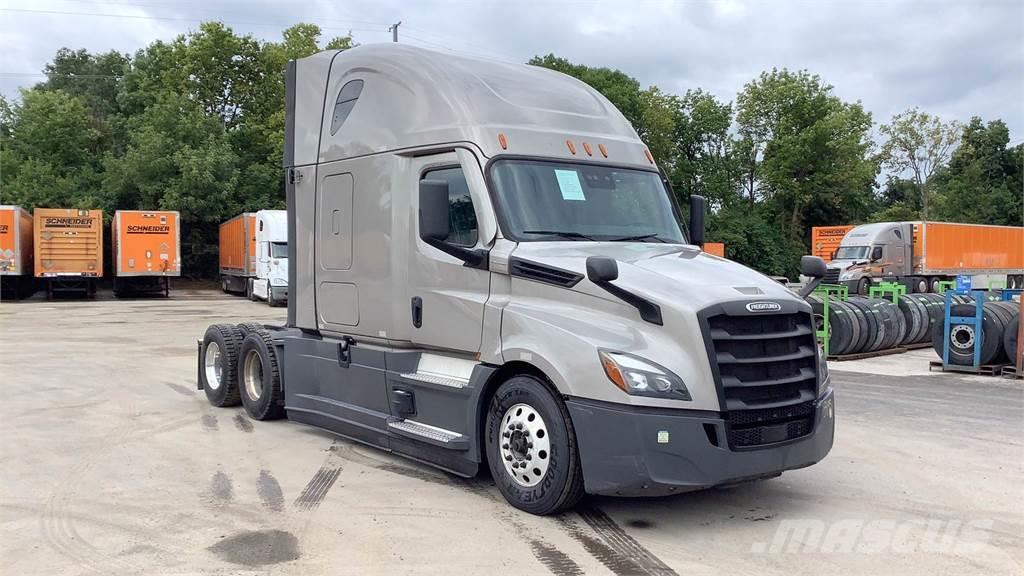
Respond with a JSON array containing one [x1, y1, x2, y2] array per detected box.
[[1, 0, 1022, 143]]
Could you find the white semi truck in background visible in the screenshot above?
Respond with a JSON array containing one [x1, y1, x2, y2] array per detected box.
[[197, 44, 834, 515], [218, 209, 288, 306]]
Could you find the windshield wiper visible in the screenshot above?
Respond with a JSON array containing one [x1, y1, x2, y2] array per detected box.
[[610, 233, 669, 243], [521, 230, 597, 241]]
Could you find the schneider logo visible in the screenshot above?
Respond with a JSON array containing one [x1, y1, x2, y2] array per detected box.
[[45, 217, 93, 228], [0, 225, 8, 233], [746, 301, 782, 313], [127, 225, 170, 234]]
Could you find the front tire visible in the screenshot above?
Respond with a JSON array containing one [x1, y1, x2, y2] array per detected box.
[[201, 324, 243, 407], [238, 329, 286, 421], [485, 375, 584, 515], [856, 277, 871, 296]]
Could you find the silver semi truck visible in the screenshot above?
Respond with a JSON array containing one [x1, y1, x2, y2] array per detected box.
[[197, 44, 834, 514], [825, 221, 1024, 294]]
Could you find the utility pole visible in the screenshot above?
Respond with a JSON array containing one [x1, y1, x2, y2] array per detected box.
[[389, 21, 401, 42]]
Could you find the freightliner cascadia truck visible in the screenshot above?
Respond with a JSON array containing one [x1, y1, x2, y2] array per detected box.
[[197, 45, 834, 514], [825, 221, 1024, 294]]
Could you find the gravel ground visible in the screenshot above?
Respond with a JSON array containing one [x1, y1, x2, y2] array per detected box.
[[1, 291, 1021, 575]]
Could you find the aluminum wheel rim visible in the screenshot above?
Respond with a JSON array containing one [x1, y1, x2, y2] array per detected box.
[[204, 341, 222, 391], [243, 350, 263, 401], [950, 325, 975, 350], [499, 403, 551, 487]]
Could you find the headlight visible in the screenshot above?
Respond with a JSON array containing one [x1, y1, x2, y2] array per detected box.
[[598, 351, 691, 400], [817, 344, 830, 396]]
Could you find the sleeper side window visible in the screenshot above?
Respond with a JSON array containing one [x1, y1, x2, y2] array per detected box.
[[330, 79, 364, 135], [422, 167, 478, 247]]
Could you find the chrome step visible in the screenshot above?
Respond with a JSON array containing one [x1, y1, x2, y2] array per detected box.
[[387, 420, 464, 445], [400, 372, 469, 389]]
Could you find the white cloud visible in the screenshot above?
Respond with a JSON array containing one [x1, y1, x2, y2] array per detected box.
[[1, 0, 1021, 140]]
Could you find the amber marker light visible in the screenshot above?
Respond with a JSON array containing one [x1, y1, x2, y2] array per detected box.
[[644, 148, 654, 164], [598, 143, 608, 158], [498, 133, 508, 150], [566, 139, 577, 155], [599, 351, 627, 393], [582, 142, 593, 156]]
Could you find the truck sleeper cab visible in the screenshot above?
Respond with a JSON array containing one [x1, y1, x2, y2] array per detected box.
[[198, 44, 834, 515]]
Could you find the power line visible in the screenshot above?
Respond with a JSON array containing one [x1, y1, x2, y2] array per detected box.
[[44, 0, 395, 29], [0, 72, 123, 79], [0, 7, 382, 34]]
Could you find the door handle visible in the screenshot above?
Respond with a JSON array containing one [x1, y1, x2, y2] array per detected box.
[[411, 297, 423, 328]]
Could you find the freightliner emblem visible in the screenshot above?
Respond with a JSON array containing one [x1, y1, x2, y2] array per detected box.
[[746, 301, 781, 313]]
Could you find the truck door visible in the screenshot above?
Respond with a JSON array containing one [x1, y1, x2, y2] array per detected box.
[[407, 151, 490, 353], [881, 226, 907, 278]]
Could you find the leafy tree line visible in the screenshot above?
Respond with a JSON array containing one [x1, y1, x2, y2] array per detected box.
[[1, 23, 1020, 278], [531, 56, 1023, 277], [0, 22, 351, 276]]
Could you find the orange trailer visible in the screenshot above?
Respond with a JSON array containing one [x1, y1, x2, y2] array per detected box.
[[811, 225, 855, 263], [911, 222, 1024, 274], [112, 210, 181, 297], [0, 205, 32, 276], [34, 208, 103, 298], [0, 206, 34, 299], [219, 213, 256, 293]]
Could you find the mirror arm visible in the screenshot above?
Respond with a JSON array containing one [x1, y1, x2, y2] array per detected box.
[[798, 277, 823, 299], [425, 238, 489, 270], [586, 257, 662, 325]]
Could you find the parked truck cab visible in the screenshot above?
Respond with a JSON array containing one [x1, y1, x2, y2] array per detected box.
[[198, 44, 834, 514], [250, 209, 288, 306]]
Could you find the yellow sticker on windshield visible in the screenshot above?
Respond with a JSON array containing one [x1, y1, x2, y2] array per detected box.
[[554, 169, 586, 201]]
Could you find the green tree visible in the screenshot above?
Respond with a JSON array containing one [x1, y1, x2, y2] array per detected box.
[[735, 69, 878, 275], [879, 108, 960, 225], [932, 117, 1023, 225], [37, 48, 129, 121], [1, 89, 104, 209]]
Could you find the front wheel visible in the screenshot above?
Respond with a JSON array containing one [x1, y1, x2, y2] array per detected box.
[[485, 375, 584, 515], [856, 277, 871, 296]]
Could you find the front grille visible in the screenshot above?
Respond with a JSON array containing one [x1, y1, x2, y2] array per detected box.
[[704, 308, 818, 449], [823, 268, 840, 284]]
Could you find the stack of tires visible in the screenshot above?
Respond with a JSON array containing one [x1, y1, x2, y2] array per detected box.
[[932, 299, 1021, 366], [895, 293, 974, 347], [806, 295, 907, 356]]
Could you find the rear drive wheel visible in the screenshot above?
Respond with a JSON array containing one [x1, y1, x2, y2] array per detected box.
[[929, 277, 942, 293], [201, 324, 243, 407], [237, 322, 264, 337], [485, 375, 584, 515], [238, 329, 285, 420]]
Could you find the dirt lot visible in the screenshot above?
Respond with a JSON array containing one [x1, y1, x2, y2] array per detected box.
[[1, 292, 1021, 575]]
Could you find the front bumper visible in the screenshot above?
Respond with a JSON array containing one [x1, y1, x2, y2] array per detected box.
[[271, 285, 288, 301], [566, 390, 834, 496]]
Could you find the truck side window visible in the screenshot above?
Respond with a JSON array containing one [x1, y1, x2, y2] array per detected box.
[[871, 246, 883, 261], [330, 79, 364, 135], [422, 167, 478, 247]]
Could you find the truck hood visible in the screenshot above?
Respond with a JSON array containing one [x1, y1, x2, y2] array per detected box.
[[510, 242, 803, 312]]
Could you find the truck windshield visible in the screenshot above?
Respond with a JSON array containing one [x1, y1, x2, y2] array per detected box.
[[834, 246, 868, 260], [270, 242, 288, 259], [489, 159, 685, 243]]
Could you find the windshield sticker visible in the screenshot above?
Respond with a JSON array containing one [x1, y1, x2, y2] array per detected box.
[[554, 169, 586, 201]]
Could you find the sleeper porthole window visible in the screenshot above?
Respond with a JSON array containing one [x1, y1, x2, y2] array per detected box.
[[330, 79, 364, 135]]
